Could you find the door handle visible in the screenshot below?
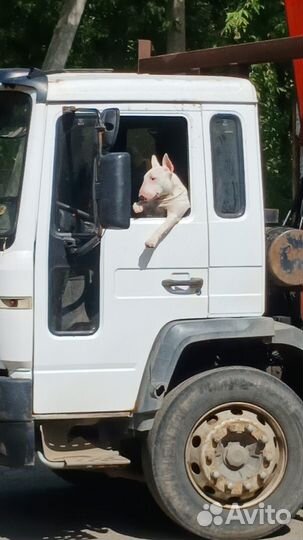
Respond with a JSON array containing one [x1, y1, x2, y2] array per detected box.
[[162, 277, 203, 295]]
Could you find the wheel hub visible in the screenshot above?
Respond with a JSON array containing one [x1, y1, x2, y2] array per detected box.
[[223, 442, 249, 469], [185, 403, 287, 507]]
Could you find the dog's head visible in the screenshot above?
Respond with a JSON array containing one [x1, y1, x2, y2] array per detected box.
[[138, 154, 175, 202]]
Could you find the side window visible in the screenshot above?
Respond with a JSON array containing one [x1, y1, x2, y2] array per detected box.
[[53, 113, 96, 234], [113, 116, 189, 214], [49, 113, 100, 335], [210, 115, 245, 218]]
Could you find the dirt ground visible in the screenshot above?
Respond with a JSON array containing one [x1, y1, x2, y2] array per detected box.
[[0, 464, 302, 540]]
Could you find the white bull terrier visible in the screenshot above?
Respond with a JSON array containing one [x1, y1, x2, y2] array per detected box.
[[133, 154, 190, 248]]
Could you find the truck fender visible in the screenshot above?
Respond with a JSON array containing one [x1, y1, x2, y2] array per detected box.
[[132, 317, 303, 431]]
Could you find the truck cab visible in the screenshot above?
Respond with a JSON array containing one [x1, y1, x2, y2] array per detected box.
[[0, 68, 302, 540]]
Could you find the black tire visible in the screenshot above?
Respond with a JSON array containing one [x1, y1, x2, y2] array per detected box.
[[142, 366, 303, 540]]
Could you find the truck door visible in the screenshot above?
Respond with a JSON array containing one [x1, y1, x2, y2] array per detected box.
[[34, 104, 209, 414], [202, 104, 265, 317]]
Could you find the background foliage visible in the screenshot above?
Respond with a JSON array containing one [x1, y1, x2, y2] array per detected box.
[[0, 0, 294, 214]]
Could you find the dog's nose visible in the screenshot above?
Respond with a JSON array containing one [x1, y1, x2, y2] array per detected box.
[[139, 195, 147, 202]]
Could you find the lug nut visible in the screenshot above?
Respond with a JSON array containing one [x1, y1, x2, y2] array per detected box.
[[227, 482, 234, 491], [259, 471, 267, 481], [211, 471, 220, 480], [246, 424, 254, 433], [261, 435, 268, 444], [244, 481, 252, 491]]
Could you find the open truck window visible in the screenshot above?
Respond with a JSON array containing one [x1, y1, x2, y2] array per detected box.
[[0, 91, 31, 249], [113, 115, 189, 214]]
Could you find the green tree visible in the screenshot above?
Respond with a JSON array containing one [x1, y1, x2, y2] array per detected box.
[[0, 0, 61, 67], [222, 0, 293, 216], [0, 0, 293, 215], [43, 0, 88, 70]]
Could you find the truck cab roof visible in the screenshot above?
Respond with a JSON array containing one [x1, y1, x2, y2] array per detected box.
[[46, 71, 258, 104], [0, 68, 258, 104]]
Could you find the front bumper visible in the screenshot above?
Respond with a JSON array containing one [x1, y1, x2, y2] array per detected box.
[[0, 377, 34, 467]]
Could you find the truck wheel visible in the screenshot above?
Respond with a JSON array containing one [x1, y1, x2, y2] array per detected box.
[[142, 367, 303, 540]]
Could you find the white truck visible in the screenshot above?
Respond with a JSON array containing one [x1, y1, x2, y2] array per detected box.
[[0, 67, 302, 540]]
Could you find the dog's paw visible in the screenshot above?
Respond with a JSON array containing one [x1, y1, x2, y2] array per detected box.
[[133, 202, 143, 214], [145, 238, 158, 249]]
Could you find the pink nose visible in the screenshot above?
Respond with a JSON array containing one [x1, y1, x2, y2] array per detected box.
[[139, 187, 155, 201]]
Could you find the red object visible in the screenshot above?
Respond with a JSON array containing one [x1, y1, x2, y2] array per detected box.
[[285, 0, 303, 142]]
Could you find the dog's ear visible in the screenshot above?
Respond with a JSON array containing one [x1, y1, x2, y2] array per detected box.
[[151, 155, 160, 169], [162, 153, 174, 172]]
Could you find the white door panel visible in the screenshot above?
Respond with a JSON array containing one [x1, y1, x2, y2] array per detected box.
[[202, 104, 265, 317], [34, 105, 209, 414], [106, 220, 206, 269], [209, 217, 263, 267], [209, 267, 264, 316]]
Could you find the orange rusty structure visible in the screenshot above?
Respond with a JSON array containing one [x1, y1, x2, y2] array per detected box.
[[285, 0, 303, 319], [285, 0, 303, 142]]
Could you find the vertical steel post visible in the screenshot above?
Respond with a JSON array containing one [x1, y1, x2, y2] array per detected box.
[[285, 0, 303, 322]]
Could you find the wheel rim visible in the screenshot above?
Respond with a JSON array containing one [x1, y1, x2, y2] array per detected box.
[[185, 402, 288, 508]]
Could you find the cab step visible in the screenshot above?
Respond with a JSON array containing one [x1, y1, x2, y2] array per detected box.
[[40, 423, 130, 468]]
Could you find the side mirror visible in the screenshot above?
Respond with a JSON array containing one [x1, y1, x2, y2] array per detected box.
[[100, 108, 120, 152], [96, 152, 131, 229]]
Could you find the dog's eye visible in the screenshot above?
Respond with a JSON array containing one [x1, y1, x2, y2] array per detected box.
[[151, 176, 156, 181]]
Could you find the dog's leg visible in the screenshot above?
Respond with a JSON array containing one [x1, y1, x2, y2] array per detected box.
[[145, 214, 180, 248], [133, 202, 144, 214]]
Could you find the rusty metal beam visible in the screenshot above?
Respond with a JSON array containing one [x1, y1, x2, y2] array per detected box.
[[138, 39, 153, 73], [138, 36, 303, 74], [138, 39, 153, 61]]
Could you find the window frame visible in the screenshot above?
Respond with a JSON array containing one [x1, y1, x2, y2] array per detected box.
[[210, 113, 246, 219], [48, 110, 100, 337], [117, 112, 191, 219], [0, 90, 32, 250]]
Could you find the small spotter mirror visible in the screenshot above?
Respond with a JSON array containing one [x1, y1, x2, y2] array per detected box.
[[100, 108, 120, 152]]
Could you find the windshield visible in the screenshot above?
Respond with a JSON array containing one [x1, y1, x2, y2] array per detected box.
[[0, 91, 31, 249]]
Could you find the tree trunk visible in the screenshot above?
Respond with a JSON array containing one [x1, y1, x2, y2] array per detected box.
[[42, 0, 88, 71], [167, 0, 186, 53]]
